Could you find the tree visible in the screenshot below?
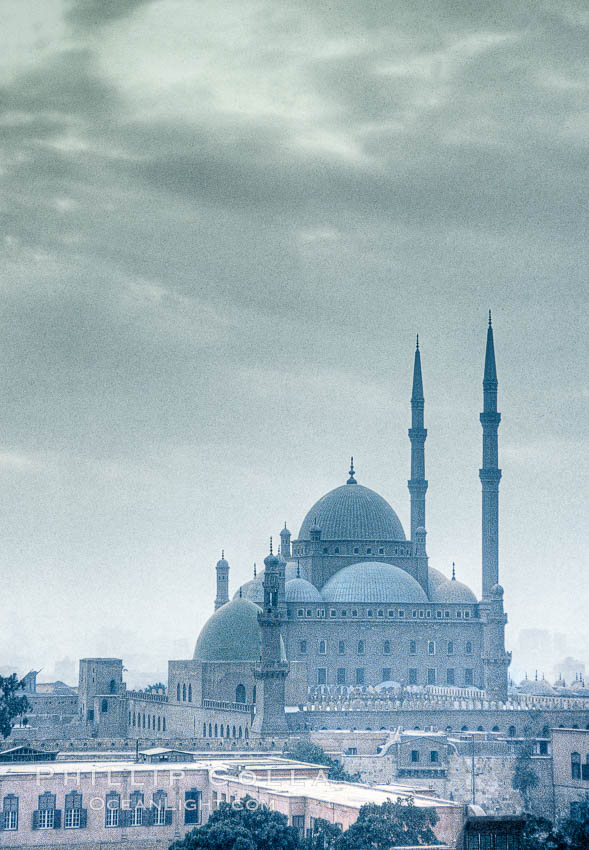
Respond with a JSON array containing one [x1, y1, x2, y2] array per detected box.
[[559, 800, 589, 850], [512, 744, 539, 811], [169, 797, 300, 850], [304, 817, 342, 849], [520, 814, 566, 850], [284, 740, 361, 783], [0, 674, 29, 739], [335, 797, 440, 850]]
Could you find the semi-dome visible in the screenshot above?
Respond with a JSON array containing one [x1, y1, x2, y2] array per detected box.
[[298, 478, 405, 541], [321, 561, 427, 604], [519, 677, 556, 697], [430, 577, 477, 605], [234, 561, 298, 604], [285, 577, 322, 603], [194, 597, 286, 662], [428, 567, 450, 598]]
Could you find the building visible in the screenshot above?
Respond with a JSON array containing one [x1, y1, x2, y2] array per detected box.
[[551, 728, 589, 819]]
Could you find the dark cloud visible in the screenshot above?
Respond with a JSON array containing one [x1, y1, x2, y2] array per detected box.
[[66, 0, 158, 29]]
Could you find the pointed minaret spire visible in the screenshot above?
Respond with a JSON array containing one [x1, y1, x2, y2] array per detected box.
[[480, 313, 502, 598], [452, 562, 456, 581], [296, 560, 300, 578], [347, 456, 357, 484], [408, 337, 428, 541], [269, 537, 273, 555], [253, 562, 257, 577]]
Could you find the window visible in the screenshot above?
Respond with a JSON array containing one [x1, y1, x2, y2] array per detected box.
[[444, 610, 450, 618], [367, 609, 373, 617], [182, 684, 186, 702], [176, 682, 181, 701], [64, 791, 85, 829], [447, 668, 455, 686], [355, 668, 365, 685], [436, 610, 442, 619], [382, 668, 391, 682], [299, 640, 307, 655], [398, 610, 405, 618], [378, 609, 384, 617], [2, 795, 18, 831], [353, 547, 359, 554], [105, 792, 120, 828], [334, 547, 340, 554], [318, 668, 327, 685], [379, 547, 384, 554], [292, 814, 305, 838], [101, 698, 108, 713], [409, 640, 417, 655], [508, 725, 516, 738], [129, 791, 144, 826], [337, 668, 346, 684], [338, 641, 345, 655], [412, 610, 417, 618], [366, 547, 372, 554], [388, 609, 395, 617], [427, 668, 436, 685], [306, 609, 312, 617], [297, 609, 304, 618], [235, 684, 246, 703], [411, 750, 420, 763], [384, 640, 391, 655], [572, 752, 581, 780], [426, 609, 432, 618], [322, 547, 328, 553], [466, 641, 473, 655], [465, 668, 474, 686], [447, 641, 454, 655], [341, 609, 347, 617], [428, 641, 436, 655], [409, 668, 418, 685], [430, 750, 439, 763], [419, 609, 424, 618], [34, 792, 59, 830], [357, 640, 365, 655], [352, 609, 358, 617], [319, 639, 327, 655], [188, 683, 192, 702], [184, 789, 200, 825], [330, 609, 336, 618], [464, 610, 470, 619]]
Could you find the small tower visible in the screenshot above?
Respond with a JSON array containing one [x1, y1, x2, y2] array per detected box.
[[214, 551, 230, 611], [280, 523, 291, 559], [251, 540, 289, 738], [408, 336, 428, 541], [480, 312, 502, 599]]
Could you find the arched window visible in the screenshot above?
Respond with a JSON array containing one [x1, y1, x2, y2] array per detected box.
[[182, 684, 186, 702], [508, 725, 516, 738], [220, 725, 224, 737], [319, 640, 327, 655], [447, 641, 454, 655], [208, 723, 212, 737], [492, 725, 500, 732], [163, 717, 166, 732], [132, 711, 136, 727], [188, 684, 192, 702], [203, 722, 207, 737], [214, 723, 218, 738], [572, 752, 581, 779], [233, 725, 237, 738], [177, 683, 180, 702], [157, 716, 161, 731], [252, 685, 256, 703], [466, 641, 473, 655], [101, 699, 108, 713], [357, 640, 365, 655], [142, 713, 146, 728], [235, 684, 246, 703], [245, 727, 249, 739], [461, 725, 469, 731], [239, 726, 242, 738], [147, 715, 151, 730], [383, 640, 391, 655], [109, 679, 116, 694]]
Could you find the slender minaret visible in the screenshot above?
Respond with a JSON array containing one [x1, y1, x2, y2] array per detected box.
[[479, 312, 502, 598], [214, 551, 229, 611], [280, 523, 291, 559], [408, 336, 428, 541], [252, 539, 289, 738]]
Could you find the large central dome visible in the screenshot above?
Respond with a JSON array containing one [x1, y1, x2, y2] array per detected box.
[[298, 476, 405, 541]]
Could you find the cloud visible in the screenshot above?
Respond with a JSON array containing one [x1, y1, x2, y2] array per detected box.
[[66, 0, 159, 30]]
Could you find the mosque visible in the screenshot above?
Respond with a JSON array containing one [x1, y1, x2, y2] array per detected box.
[[18, 318, 589, 744], [163, 315, 510, 737]]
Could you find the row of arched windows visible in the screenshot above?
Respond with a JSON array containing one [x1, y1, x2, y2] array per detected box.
[[177, 683, 193, 702], [129, 710, 166, 732], [203, 721, 249, 739], [311, 639, 473, 657]]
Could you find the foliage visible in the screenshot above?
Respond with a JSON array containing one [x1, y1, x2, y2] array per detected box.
[[512, 743, 539, 810], [559, 800, 589, 850], [520, 814, 566, 850], [169, 796, 300, 850], [0, 675, 30, 739], [284, 740, 362, 783], [144, 682, 167, 693], [304, 817, 342, 850], [335, 797, 440, 849]]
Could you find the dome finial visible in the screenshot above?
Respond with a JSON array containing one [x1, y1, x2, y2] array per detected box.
[[221, 549, 224, 560], [296, 560, 300, 578], [347, 456, 357, 484], [239, 586, 242, 598], [253, 561, 257, 577], [535, 669, 538, 681], [452, 562, 456, 581], [269, 537, 273, 554], [416, 333, 419, 351], [488, 309, 492, 328]]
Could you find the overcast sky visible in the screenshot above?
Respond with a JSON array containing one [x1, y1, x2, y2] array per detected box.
[[1, 0, 588, 683]]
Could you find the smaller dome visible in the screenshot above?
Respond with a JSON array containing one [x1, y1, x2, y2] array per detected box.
[[216, 553, 229, 569], [264, 549, 279, 569], [415, 526, 426, 534], [194, 598, 261, 662], [280, 524, 291, 536], [285, 577, 322, 603], [322, 561, 428, 604], [491, 584, 504, 597], [519, 678, 555, 697], [428, 568, 477, 604]]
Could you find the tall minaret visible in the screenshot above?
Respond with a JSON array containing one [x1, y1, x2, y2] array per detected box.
[[408, 336, 428, 541], [214, 551, 229, 611], [479, 312, 502, 598]]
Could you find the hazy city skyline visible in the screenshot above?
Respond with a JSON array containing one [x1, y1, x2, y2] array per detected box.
[[2, 1, 588, 678]]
